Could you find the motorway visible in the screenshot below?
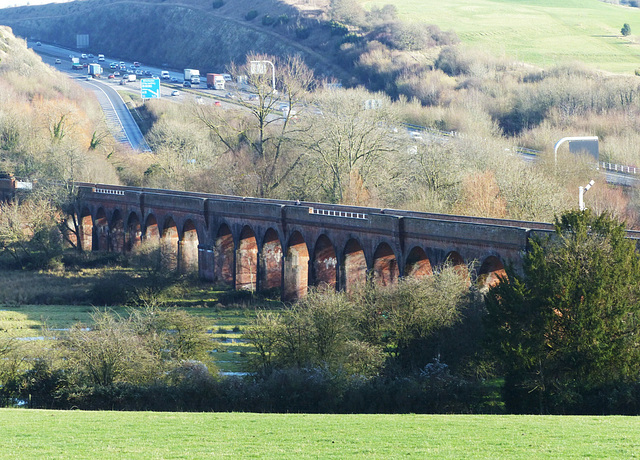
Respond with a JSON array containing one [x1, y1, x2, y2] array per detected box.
[[30, 41, 235, 152]]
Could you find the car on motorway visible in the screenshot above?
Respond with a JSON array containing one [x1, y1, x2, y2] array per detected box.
[[36, 41, 42, 46], [144, 70, 152, 76], [183, 81, 191, 88], [134, 61, 141, 67], [82, 63, 88, 68], [110, 62, 117, 69], [120, 64, 127, 71], [81, 53, 87, 59], [86, 75, 93, 80], [135, 70, 143, 75], [55, 59, 61, 65], [171, 90, 180, 96], [171, 77, 179, 83], [108, 74, 115, 79], [88, 54, 94, 59], [222, 73, 232, 82], [114, 71, 120, 76]]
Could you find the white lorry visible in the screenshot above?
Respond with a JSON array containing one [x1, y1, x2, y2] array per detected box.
[[88, 63, 102, 77], [184, 68, 200, 85], [206, 73, 225, 90]]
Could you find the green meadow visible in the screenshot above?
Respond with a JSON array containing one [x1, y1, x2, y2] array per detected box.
[[363, 0, 640, 73], [0, 410, 639, 458]]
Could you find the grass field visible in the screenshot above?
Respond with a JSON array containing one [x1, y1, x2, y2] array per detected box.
[[1, 410, 639, 458], [362, 0, 640, 73]]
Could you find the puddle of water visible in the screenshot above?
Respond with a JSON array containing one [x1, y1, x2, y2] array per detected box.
[[219, 371, 248, 377]]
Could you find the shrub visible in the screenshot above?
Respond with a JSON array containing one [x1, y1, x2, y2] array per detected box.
[[262, 15, 275, 26], [274, 14, 289, 26], [295, 27, 311, 40], [340, 33, 361, 45], [621, 23, 632, 36], [212, 0, 224, 8], [245, 10, 258, 21], [435, 46, 472, 76], [329, 20, 349, 36]]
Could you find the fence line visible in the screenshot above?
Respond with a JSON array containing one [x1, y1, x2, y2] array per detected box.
[[309, 207, 367, 220]]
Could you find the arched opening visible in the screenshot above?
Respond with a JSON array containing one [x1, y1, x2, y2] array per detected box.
[[343, 238, 367, 293], [179, 220, 199, 274], [126, 212, 142, 252], [79, 207, 93, 252], [95, 208, 109, 251], [478, 255, 507, 289], [215, 224, 234, 285], [312, 234, 337, 289], [284, 231, 309, 301], [110, 210, 124, 253], [161, 216, 179, 270], [260, 228, 282, 291], [144, 214, 160, 243], [373, 242, 399, 286], [236, 225, 258, 290], [445, 251, 468, 278], [405, 246, 432, 278]]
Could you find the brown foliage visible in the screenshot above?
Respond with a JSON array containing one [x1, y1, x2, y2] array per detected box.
[[454, 170, 507, 219]]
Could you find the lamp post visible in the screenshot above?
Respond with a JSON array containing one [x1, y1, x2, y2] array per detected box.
[[579, 180, 595, 211], [250, 60, 276, 92]]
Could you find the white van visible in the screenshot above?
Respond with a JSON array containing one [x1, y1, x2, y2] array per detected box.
[[161, 71, 170, 79], [98, 54, 105, 61]]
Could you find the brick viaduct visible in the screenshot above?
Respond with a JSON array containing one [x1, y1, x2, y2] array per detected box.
[[73, 183, 559, 300]]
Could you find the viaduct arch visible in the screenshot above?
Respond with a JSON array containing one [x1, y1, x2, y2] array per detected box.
[[74, 184, 555, 300]]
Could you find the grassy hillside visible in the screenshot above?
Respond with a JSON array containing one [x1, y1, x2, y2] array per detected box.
[[362, 0, 640, 73], [1, 409, 640, 458]]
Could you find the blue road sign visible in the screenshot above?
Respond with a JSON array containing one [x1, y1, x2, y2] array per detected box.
[[141, 78, 160, 99]]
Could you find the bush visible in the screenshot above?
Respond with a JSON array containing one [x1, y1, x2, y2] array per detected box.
[[295, 27, 311, 40], [621, 23, 632, 36], [340, 33, 361, 45], [245, 10, 258, 21], [274, 14, 289, 27], [262, 15, 275, 26], [212, 0, 224, 8], [329, 20, 349, 36]]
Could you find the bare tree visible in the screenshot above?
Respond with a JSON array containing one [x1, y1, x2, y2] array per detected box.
[[298, 87, 400, 204], [197, 54, 315, 198]]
